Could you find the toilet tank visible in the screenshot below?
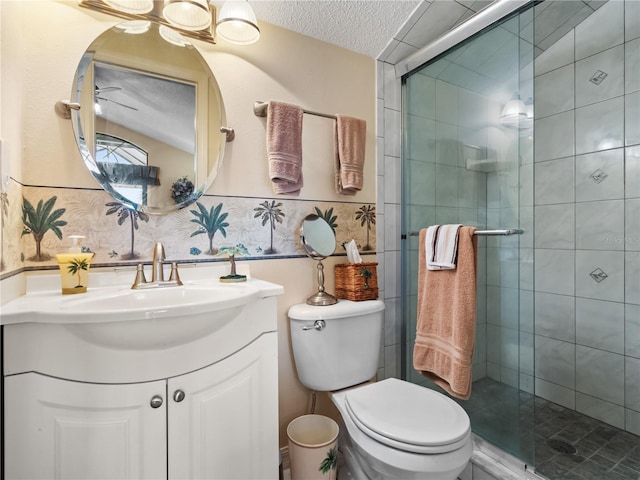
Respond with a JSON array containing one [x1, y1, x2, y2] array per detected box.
[[289, 299, 385, 391]]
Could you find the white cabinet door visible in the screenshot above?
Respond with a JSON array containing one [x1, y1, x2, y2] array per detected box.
[[168, 333, 279, 480], [4, 373, 167, 480]]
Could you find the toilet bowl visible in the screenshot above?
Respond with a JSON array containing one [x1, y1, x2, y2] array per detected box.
[[330, 379, 472, 479], [288, 300, 472, 480]]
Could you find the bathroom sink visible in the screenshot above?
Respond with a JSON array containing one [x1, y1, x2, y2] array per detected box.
[[0, 268, 282, 351], [52, 284, 257, 349], [60, 283, 255, 319]]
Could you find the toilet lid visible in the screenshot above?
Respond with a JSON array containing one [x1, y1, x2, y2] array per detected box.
[[344, 378, 471, 454]]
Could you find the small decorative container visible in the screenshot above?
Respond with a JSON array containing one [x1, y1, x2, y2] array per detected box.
[[55, 235, 94, 295], [334, 262, 378, 301], [56, 252, 94, 294]]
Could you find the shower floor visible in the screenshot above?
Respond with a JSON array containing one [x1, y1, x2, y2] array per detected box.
[[459, 378, 640, 480]]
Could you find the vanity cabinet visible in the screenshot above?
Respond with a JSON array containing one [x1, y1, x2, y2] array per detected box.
[[4, 334, 277, 480], [5, 374, 167, 479], [167, 335, 277, 479], [2, 275, 282, 480]]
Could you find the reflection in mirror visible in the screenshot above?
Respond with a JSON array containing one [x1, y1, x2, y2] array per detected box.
[[300, 214, 338, 306], [95, 133, 153, 205], [70, 21, 227, 214]]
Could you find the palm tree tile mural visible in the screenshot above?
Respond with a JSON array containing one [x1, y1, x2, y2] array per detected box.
[[2, 185, 376, 276], [190, 202, 229, 255], [254, 200, 285, 255], [355, 204, 376, 251], [21, 196, 67, 261], [105, 201, 150, 260]]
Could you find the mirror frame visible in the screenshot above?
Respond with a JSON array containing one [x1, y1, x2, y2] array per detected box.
[[70, 21, 228, 215]]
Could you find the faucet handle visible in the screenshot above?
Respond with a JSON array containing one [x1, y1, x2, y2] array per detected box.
[[169, 262, 183, 286], [131, 264, 147, 289]]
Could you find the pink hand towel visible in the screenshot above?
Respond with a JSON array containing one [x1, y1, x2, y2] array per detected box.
[[335, 115, 366, 196], [413, 226, 477, 400], [267, 101, 304, 195]]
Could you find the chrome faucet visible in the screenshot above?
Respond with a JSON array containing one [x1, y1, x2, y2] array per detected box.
[[131, 242, 183, 289]]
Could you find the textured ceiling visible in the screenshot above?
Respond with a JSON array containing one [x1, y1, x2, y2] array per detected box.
[[245, 0, 609, 66], [246, 0, 422, 58]]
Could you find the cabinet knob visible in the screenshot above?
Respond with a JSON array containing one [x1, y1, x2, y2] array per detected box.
[[173, 390, 186, 403], [150, 395, 164, 409]]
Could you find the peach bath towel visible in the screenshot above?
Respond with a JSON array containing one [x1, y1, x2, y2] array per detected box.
[[413, 226, 477, 400], [335, 115, 366, 195], [267, 101, 304, 195]]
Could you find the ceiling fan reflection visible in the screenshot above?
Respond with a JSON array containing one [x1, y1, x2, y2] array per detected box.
[[95, 86, 121, 94], [94, 85, 138, 111], [95, 96, 138, 111]]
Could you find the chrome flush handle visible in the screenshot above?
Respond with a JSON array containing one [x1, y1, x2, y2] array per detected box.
[[302, 320, 326, 331]]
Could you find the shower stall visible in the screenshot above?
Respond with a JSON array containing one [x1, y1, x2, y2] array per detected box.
[[400, 1, 640, 478]]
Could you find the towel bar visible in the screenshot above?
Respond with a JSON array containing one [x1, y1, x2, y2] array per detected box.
[[253, 100, 337, 120], [406, 228, 523, 237]]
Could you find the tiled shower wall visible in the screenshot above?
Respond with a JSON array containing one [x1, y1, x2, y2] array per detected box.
[[531, 0, 640, 435]]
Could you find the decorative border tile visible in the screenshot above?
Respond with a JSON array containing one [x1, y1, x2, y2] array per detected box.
[[0, 183, 377, 278]]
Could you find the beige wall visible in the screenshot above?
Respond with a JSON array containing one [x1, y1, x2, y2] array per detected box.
[[0, 0, 376, 448], [11, 1, 377, 203]]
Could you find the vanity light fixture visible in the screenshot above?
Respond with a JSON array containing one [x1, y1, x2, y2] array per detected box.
[[78, 0, 260, 45], [216, 0, 260, 45], [104, 0, 153, 14], [162, 0, 211, 31]]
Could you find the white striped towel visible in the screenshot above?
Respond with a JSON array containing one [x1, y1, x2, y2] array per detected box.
[[425, 224, 463, 270]]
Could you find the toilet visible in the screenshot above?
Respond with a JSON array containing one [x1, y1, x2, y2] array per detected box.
[[289, 299, 472, 480]]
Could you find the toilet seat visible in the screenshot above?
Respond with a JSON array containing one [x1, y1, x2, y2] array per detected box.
[[344, 378, 470, 454]]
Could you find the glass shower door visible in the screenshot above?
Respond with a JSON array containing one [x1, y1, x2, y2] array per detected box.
[[401, 8, 535, 465]]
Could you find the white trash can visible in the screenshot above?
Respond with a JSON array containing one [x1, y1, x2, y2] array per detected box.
[[287, 415, 339, 480]]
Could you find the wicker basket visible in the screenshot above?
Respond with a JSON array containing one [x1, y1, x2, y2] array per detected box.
[[334, 262, 378, 301]]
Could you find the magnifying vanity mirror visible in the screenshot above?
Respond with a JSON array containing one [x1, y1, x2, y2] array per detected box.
[[67, 21, 229, 214], [300, 214, 338, 306]]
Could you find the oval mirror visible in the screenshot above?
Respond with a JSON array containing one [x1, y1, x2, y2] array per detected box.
[[70, 21, 227, 214]]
